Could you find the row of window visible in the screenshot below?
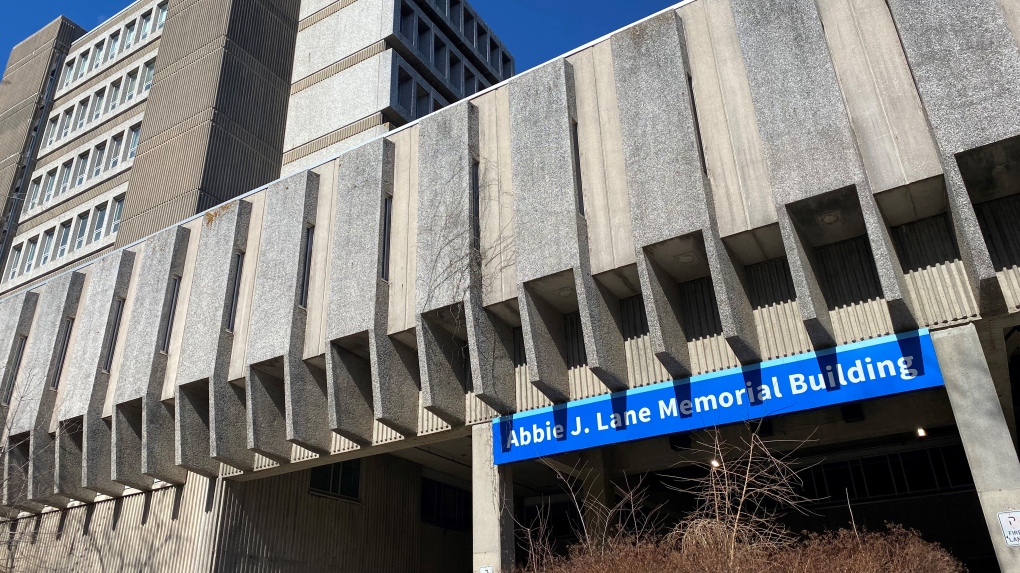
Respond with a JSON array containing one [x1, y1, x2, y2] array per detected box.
[[60, 1, 166, 93], [44, 60, 153, 153], [399, 3, 490, 98], [26, 124, 141, 216], [396, 69, 446, 120], [6, 196, 125, 283]]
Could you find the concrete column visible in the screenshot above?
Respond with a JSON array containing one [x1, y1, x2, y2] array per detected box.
[[579, 447, 613, 545], [933, 324, 1020, 571], [472, 423, 514, 573]]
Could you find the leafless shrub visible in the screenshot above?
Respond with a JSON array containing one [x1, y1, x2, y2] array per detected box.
[[517, 426, 967, 573]]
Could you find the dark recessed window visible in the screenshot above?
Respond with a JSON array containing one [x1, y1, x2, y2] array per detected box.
[[310, 459, 361, 500], [421, 477, 470, 530]]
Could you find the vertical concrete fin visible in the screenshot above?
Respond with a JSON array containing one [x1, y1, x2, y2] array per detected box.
[[518, 286, 569, 402], [114, 225, 190, 487], [465, 291, 516, 414], [417, 311, 468, 425], [176, 199, 253, 475], [245, 171, 329, 455]]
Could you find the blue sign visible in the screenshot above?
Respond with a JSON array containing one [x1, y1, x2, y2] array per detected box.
[[492, 329, 944, 464]]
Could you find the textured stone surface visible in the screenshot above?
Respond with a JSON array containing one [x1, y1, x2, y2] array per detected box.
[[113, 226, 190, 487], [7, 272, 81, 506], [729, 0, 914, 340], [59, 250, 134, 498], [415, 102, 478, 315], [291, 0, 390, 82], [508, 59, 580, 283], [324, 138, 419, 439], [0, 290, 38, 424], [613, 10, 760, 363], [245, 171, 331, 456], [176, 200, 252, 474], [415, 102, 479, 422], [887, 0, 1020, 316], [115, 227, 190, 404]]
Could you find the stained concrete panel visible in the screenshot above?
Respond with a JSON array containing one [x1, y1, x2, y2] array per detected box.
[[245, 171, 331, 455], [112, 226, 190, 486], [415, 102, 478, 315], [58, 250, 134, 498], [6, 272, 81, 506], [729, 0, 915, 339], [176, 200, 252, 474], [324, 138, 418, 440], [612, 10, 760, 363], [508, 59, 581, 283]]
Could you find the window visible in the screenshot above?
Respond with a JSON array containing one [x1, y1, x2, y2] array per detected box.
[[471, 161, 480, 251], [25, 179, 41, 212], [464, 12, 475, 44], [7, 247, 21, 281], [142, 61, 155, 91], [1, 336, 27, 405], [108, 135, 124, 169], [110, 197, 124, 233], [51, 318, 74, 389], [140, 12, 153, 40], [157, 2, 168, 29], [397, 69, 413, 112], [23, 239, 37, 273], [450, 56, 462, 92], [74, 100, 88, 130], [92, 204, 108, 242], [39, 230, 54, 266], [421, 477, 470, 530], [433, 39, 448, 77], [108, 33, 120, 60], [124, 71, 138, 102], [123, 22, 136, 52], [108, 81, 121, 112], [91, 90, 105, 121], [74, 152, 89, 186], [91, 43, 104, 70], [91, 145, 106, 178], [62, 61, 74, 87], [73, 213, 89, 251], [42, 170, 56, 203], [101, 298, 125, 372], [415, 83, 430, 118], [75, 52, 89, 80], [59, 110, 73, 138], [161, 276, 181, 353], [400, 2, 415, 37], [299, 226, 314, 308], [309, 459, 360, 500], [570, 121, 584, 216], [57, 161, 73, 195], [381, 196, 393, 280], [127, 125, 141, 159], [45, 117, 58, 146], [416, 20, 431, 56], [464, 70, 476, 96], [56, 222, 71, 258], [227, 252, 244, 331]]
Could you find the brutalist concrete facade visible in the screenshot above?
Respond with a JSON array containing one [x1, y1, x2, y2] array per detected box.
[[0, 0, 1017, 571]]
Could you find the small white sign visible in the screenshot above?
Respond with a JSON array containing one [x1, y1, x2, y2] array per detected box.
[[479, 567, 494, 573], [998, 511, 1020, 547]]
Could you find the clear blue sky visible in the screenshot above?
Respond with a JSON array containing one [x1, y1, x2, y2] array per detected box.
[[1, 0, 680, 73]]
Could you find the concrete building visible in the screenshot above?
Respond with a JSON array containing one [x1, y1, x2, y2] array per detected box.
[[0, 0, 1017, 571], [0, 0, 512, 296]]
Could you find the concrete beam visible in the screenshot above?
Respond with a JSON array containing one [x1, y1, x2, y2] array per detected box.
[[472, 423, 514, 573], [934, 324, 1020, 571]]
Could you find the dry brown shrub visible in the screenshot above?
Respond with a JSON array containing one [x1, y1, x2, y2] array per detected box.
[[517, 524, 965, 573], [517, 427, 966, 573]]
